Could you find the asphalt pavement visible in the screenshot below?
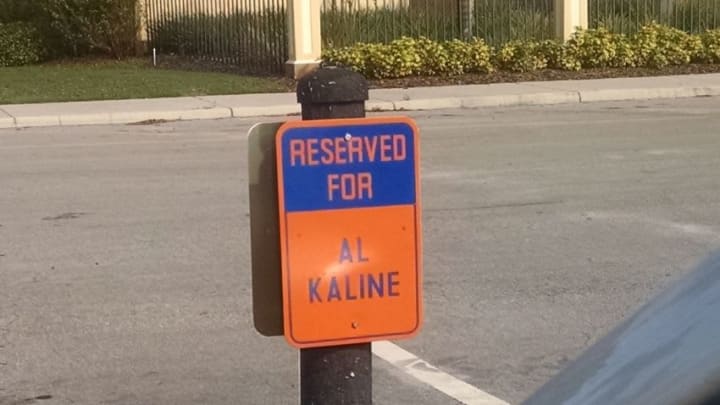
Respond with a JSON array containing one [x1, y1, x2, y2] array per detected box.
[[2, 97, 720, 404]]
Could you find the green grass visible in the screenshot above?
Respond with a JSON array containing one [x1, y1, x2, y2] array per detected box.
[[0, 59, 290, 105]]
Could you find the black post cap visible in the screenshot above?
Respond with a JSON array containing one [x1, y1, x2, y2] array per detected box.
[[297, 67, 369, 105]]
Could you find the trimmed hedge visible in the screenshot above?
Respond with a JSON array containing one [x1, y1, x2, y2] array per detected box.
[[701, 29, 720, 63], [634, 23, 703, 68], [323, 23, 720, 78], [496, 40, 548, 72], [324, 37, 493, 78], [38, 0, 140, 59], [566, 27, 635, 68], [0, 22, 44, 67]]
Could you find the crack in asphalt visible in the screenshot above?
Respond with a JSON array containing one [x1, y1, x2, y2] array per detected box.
[[42, 212, 87, 221], [0, 311, 18, 359], [426, 199, 564, 213], [0, 312, 16, 397]]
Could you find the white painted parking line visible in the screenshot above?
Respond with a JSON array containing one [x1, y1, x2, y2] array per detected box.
[[372, 341, 510, 405]]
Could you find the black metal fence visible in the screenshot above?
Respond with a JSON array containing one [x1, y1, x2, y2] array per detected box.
[[589, 0, 720, 34], [145, 0, 287, 74], [144, 0, 720, 74], [144, 0, 556, 73], [321, 0, 555, 47]]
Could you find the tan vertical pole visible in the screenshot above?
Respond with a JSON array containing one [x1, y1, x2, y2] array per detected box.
[[286, 0, 322, 79], [136, 0, 148, 55], [555, 0, 588, 41]]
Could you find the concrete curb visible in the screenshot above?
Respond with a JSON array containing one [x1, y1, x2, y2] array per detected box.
[[578, 86, 720, 102], [0, 118, 16, 129], [462, 92, 581, 108], [231, 104, 299, 118], [15, 115, 61, 128], [1, 85, 719, 129]]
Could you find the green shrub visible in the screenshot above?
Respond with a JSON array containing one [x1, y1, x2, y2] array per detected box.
[[358, 37, 443, 78], [0, 0, 42, 23], [323, 45, 369, 74], [537, 40, 581, 71], [566, 27, 635, 68], [326, 41, 403, 79], [324, 22, 713, 78], [443, 38, 494, 75], [613, 33, 637, 67], [413, 37, 450, 76], [39, 0, 140, 59], [0, 22, 44, 66], [699, 29, 720, 63], [633, 22, 702, 68], [496, 40, 547, 72], [323, 36, 493, 79], [0, 0, 139, 59], [368, 41, 410, 78]]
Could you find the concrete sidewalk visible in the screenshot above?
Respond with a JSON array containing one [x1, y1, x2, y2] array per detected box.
[[1, 73, 720, 129]]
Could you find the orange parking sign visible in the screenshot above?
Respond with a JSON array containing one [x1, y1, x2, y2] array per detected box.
[[276, 116, 422, 348]]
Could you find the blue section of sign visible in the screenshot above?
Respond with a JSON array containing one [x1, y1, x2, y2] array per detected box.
[[280, 122, 416, 212]]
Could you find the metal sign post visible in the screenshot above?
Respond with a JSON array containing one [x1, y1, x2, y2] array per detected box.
[[249, 67, 423, 404], [295, 67, 373, 405]]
